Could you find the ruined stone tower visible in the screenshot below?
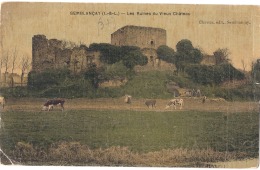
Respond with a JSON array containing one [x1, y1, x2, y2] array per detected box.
[[111, 25, 172, 69], [111, 25, 166, 49], [32, 35, 49, 71], [32, 35, 71, 72], [32, 35, 101, 73]]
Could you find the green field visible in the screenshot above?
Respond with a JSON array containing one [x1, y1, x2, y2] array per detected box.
[[0, 109, 259, 166]]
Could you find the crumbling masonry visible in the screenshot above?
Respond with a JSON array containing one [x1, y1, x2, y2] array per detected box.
[[32, 35, 101, 73], [32, 25, 216, 73], [111, 25, 170, 68]]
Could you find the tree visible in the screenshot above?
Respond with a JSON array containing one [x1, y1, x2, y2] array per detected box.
[[89, 43, 122, 64], [10, 49, 18, 88], [88, 43, 147, 69], [122, 50, 148, 69], [102, 61, 132, 80], [251, 59, 260, 83], [185, 63, 245, 85], [156, 45, 175, 63], [27, 68, 70, 90], [174, 52, 187, 73], [241, 59, 247, 72], [176, 39, 193, 54], [190, 48, 203, 63], [213, 48, 230, 65], [2, 51, 10, 85], [85, 63, 101, 89], [174, 39, 203, 73], [20, 55, 31, 86]]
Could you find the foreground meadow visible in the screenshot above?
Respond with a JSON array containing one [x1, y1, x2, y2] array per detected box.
[[0, 97, 258, 167]]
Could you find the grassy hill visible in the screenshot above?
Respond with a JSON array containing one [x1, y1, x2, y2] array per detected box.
[[99, 70, 174, 99], [1, 69, 259, 101]]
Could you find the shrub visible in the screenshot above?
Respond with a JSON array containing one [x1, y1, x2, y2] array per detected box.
[[102, 61, 134, 80], [14, 142, 37, 162], [10, 141, 248, 166], [185, 63, 245, 86], [28, 69, 70, 90]]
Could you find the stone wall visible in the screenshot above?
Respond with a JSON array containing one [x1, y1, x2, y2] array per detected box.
[[111, 25, 166, 49], [86, 50, 102, 67], [32, 35, 101, 73], [201, 54, 216, 65], [32, 35, 49, 71], [111, 25, 168, 70]]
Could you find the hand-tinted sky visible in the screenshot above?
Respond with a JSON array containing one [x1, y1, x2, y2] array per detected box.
[[1, 2, 260, 72]]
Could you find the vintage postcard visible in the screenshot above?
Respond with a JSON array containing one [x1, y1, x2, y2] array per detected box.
[[0, 2, 259, 168]]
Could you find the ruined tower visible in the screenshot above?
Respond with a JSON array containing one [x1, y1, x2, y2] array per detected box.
[[32, 35, 71, 72], [111, 25, 170, 69], [32, 35, 102, 73], [111, 25, 166, 49], [32, 35, 49, 71]]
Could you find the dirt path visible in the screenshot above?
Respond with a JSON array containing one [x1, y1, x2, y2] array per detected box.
[[3, 97, 259, 113]]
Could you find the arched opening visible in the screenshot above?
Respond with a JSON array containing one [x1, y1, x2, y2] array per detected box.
[[150, 40, 154, 45]]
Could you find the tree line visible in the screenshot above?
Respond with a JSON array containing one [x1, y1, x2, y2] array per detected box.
[[156, 39, 245, 85], [0, 49, 30, 88]]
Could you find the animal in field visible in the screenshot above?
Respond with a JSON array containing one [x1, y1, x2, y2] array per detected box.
[[202, 96, 207, 103], [124, 95, 132, 104], [196, 89, 201, 97], [184, 90, 192, 97], [165, 98, 184, 110], [42, 99, 65, 111], [184, 89, 201, 97], [145, 99, 156, 108], [0, 96, 5, 109]]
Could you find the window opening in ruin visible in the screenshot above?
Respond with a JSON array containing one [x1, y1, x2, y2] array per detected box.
[[150, 40, 154, 45]]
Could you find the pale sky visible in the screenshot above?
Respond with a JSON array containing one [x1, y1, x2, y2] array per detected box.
[[1, 2, 260, 73]]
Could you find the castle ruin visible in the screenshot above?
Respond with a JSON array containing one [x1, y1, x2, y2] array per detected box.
[[32, 35, 101, 73], [111, 25, 166, 49], [32, 25, 214, 74], [111, 25, 171, 68]]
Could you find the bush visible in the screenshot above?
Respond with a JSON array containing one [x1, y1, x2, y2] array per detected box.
[[102, 61, 134, 80], [28, 69, 70, 90], [166, 73, 197, 89], [185, 63, 245, 86], [89, 43, 145, 67], [14, 142, 37, 162], [156, 45, 175, 63], [0, 86, 29, 98]]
